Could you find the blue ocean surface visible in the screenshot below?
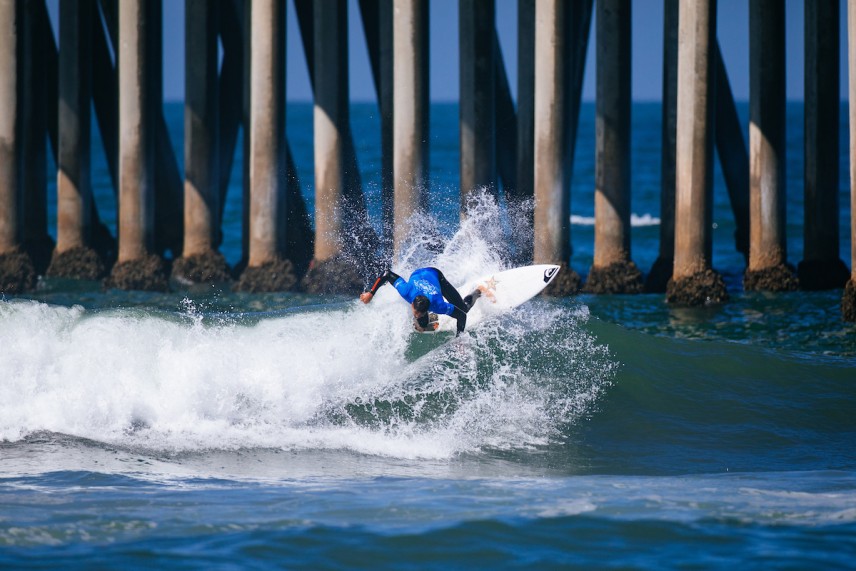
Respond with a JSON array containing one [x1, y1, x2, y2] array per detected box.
[[1, 102, 856, 569]]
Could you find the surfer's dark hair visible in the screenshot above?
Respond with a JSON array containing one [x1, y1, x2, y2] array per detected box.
[[413, 295, 430, 314], [416, 313, 430, 329]]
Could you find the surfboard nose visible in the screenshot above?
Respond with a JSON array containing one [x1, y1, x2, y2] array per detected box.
[[543, 265, 560, 284]]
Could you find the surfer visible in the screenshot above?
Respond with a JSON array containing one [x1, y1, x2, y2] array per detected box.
[[360, 267, 483, 334]]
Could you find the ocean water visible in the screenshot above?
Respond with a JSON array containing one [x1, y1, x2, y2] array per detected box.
[[1, 102, 855, 569]]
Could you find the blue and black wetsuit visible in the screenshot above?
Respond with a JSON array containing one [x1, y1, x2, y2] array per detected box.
[[368, 267, 476, 333]]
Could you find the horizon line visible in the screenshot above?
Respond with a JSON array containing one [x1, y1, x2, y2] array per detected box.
[[160, 97, 837, 105]]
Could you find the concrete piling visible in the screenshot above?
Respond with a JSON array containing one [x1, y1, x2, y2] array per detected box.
[[666, 0, 728, 306], [311, 0, 347, 262], [53, 0, 90, 253], [359, 0, 394, 253], [801, 0, 850, 291], [844, 0, 856, 321], [48, 0, 104, 281], [0, 0, 850, 309], [533, 0, 585, 295], [114, 0, 151, 259], [392, 0, 430, 258], [106, 0, 167, 291], [646, 0, 678, 293], [97, 0, 182, 261], [0, 0, 36, 294], [235, 0, 295, 292], [216, 0, 243, 252], [240, 0, 251, 276], [650, 5, 751, 294], [460, 0, 496, 208], [513, 0, 535, 263], [173, 0, 230, 285], [585, 0, 643, 294], [0, 0, 20, 259], [301, 0, 365, 294], [379, 0, 394, 256], [516, 0, 534, 207], [744, 0, 797, 292], [256, 0, 316, 285], [21, 0, 53, 275], [88, 0, 120, 263]]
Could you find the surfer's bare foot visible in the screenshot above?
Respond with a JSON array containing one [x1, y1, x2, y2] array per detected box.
[[477, 284, 496, 303]]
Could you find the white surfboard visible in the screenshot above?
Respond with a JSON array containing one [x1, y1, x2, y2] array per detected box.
[[421, 264, 560, 333]]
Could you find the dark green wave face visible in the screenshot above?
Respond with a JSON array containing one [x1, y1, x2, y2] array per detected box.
[[571, 316, 856, 476]]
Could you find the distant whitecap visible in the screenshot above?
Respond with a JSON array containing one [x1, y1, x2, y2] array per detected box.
[[570, 213, 661, 227]]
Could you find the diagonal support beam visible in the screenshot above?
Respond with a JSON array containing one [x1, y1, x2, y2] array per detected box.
[[714, 41, 750, 262]]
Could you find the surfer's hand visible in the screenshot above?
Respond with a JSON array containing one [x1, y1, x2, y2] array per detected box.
[[359, 292, 373, 304]]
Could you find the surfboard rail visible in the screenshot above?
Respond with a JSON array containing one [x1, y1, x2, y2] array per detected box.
[[422, 264, 561, 333]]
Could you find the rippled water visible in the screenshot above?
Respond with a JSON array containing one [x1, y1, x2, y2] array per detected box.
[[2, 102, 855, 568]]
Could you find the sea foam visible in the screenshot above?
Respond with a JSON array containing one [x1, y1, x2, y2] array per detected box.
[[0, 195, 616, 459]]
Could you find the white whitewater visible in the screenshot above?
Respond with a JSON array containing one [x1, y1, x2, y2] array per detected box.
[[0, 196, 616, 460]]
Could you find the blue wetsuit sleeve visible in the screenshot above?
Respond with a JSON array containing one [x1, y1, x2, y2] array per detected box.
[[433, 299, 457, 317], [393, 277, 416, 302]]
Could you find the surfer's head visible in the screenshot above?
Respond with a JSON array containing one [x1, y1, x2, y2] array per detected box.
[[412, 295, 430, 328]]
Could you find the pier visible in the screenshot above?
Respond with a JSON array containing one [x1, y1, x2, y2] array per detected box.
[[0, 0, 854, 320]]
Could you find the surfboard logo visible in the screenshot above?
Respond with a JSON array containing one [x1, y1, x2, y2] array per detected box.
[[543, 267, 558, 283]]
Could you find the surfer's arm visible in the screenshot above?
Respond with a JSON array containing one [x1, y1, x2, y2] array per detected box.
[[360, 270, 402, 303]]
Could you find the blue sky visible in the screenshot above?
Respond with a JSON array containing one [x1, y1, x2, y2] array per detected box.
[[47, 0, 850, 102]]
